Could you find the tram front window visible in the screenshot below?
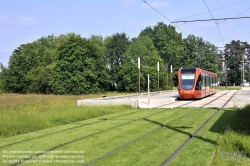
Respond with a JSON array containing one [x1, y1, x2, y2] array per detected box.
[[181, 73, 195, 90]]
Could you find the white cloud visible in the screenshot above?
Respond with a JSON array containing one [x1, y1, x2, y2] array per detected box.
[[141, 1, 170, 8]]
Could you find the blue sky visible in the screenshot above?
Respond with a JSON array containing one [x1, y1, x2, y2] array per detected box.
[[0, 0, 250, 67]]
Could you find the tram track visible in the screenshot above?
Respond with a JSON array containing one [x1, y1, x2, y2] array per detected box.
[[82, 90, 235, 165], [11, 108, 174, 166], [161, 90, 237, 165], [154, 90, 229, 109], [6, 90, 235, 166]]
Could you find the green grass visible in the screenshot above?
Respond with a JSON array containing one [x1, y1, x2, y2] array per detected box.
[[1, 94, 249, 166], [91, 108, 217, 166], [217, 86, 242, 90], [168, 105, 250, 166], [229, 105, 250, 133], [0, 91, 176, 139], [208, 105, 250, 166], [0, 93, 136, 139], [0, 108, 190, 165], [0, 108, 224, 166], [168, 108, 233, 166], [210, 131, 250, 166]]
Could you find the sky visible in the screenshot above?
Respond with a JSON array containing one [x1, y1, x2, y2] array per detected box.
[[0, 0, 250, 67]]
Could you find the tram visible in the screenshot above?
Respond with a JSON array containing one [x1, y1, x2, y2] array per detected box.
[[177, 68, 218, 99]]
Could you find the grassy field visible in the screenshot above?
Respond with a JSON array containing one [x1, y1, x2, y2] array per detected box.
[[0, 93, 136, 139], [0, 93, 249, 165]]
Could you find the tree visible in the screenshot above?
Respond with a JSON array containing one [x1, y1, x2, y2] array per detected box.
[[104, 32, 131, 90], [139, 22, 184, 86], [223, 40, 250, 85], [88, 34, 111, 91], [26, 64, 54, 94], [118, 36, 166, 92], [0, 63, 7, 92], [182, 35, 221, 73], [3, 35, 59, 93], [51, 33, 109, 94], [4, 44, 32, 93]]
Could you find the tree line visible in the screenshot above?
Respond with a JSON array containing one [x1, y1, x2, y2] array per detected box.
[[0, 22, 248, 94]]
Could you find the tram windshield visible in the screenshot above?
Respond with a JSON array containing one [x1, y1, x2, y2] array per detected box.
[[181, 70, 196, 90]]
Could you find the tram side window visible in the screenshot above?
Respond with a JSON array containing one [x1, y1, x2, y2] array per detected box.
[[210, 76, 212, 87], [195, 75, 202, 90], [213, 76, 215, 87], [214, 76, 216, 87], [211, 76, 214, 87], [201, 75, 205, 87], [206, 76, 209, 87], [209, 76, 211, 87], [206, 76, 208, 87], [204, 76, 206, 87]]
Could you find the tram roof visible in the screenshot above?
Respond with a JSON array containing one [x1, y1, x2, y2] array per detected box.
[[179, 68, 217, 76]]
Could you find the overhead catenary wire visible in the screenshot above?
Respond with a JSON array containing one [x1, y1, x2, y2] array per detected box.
[[207, 3, 250, 40], [214, 31, 250, 42], [142, 0, 249, 47], [217, 7, 250, 23], [174, 0, 249, 21], [142, 0, 187, 36], [172, 16, 250, 23], [202, 0, 224, 45], [236, 7, 250, 16]]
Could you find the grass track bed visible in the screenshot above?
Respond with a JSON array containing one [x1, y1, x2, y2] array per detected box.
[[1, 108, 192, 165], [85, 108, 217, 165], [0, 109, 176, 162], [168, 109, 229, 166], [1, 108, 220, 166], [169, 108, 250, 166], [25, 120, 161, 165]]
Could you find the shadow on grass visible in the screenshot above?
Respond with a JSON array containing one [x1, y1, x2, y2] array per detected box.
[[142, 107, 249, 147], [210, 106, 250, 135], [209, 108, 234, 133], [229, 105, 250, 135], [234, 141, 250, 158], [142, 118, 217, 145], [210, 106, 250, 160]]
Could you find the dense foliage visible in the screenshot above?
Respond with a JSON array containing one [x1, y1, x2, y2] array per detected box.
[[119, 36, 165, 92], [139, 23, 222, 85], [222, 40, 250, 85], [51, 34, 110, 94], [1, 22, 247, 94], [105, 32, 131, 90]]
